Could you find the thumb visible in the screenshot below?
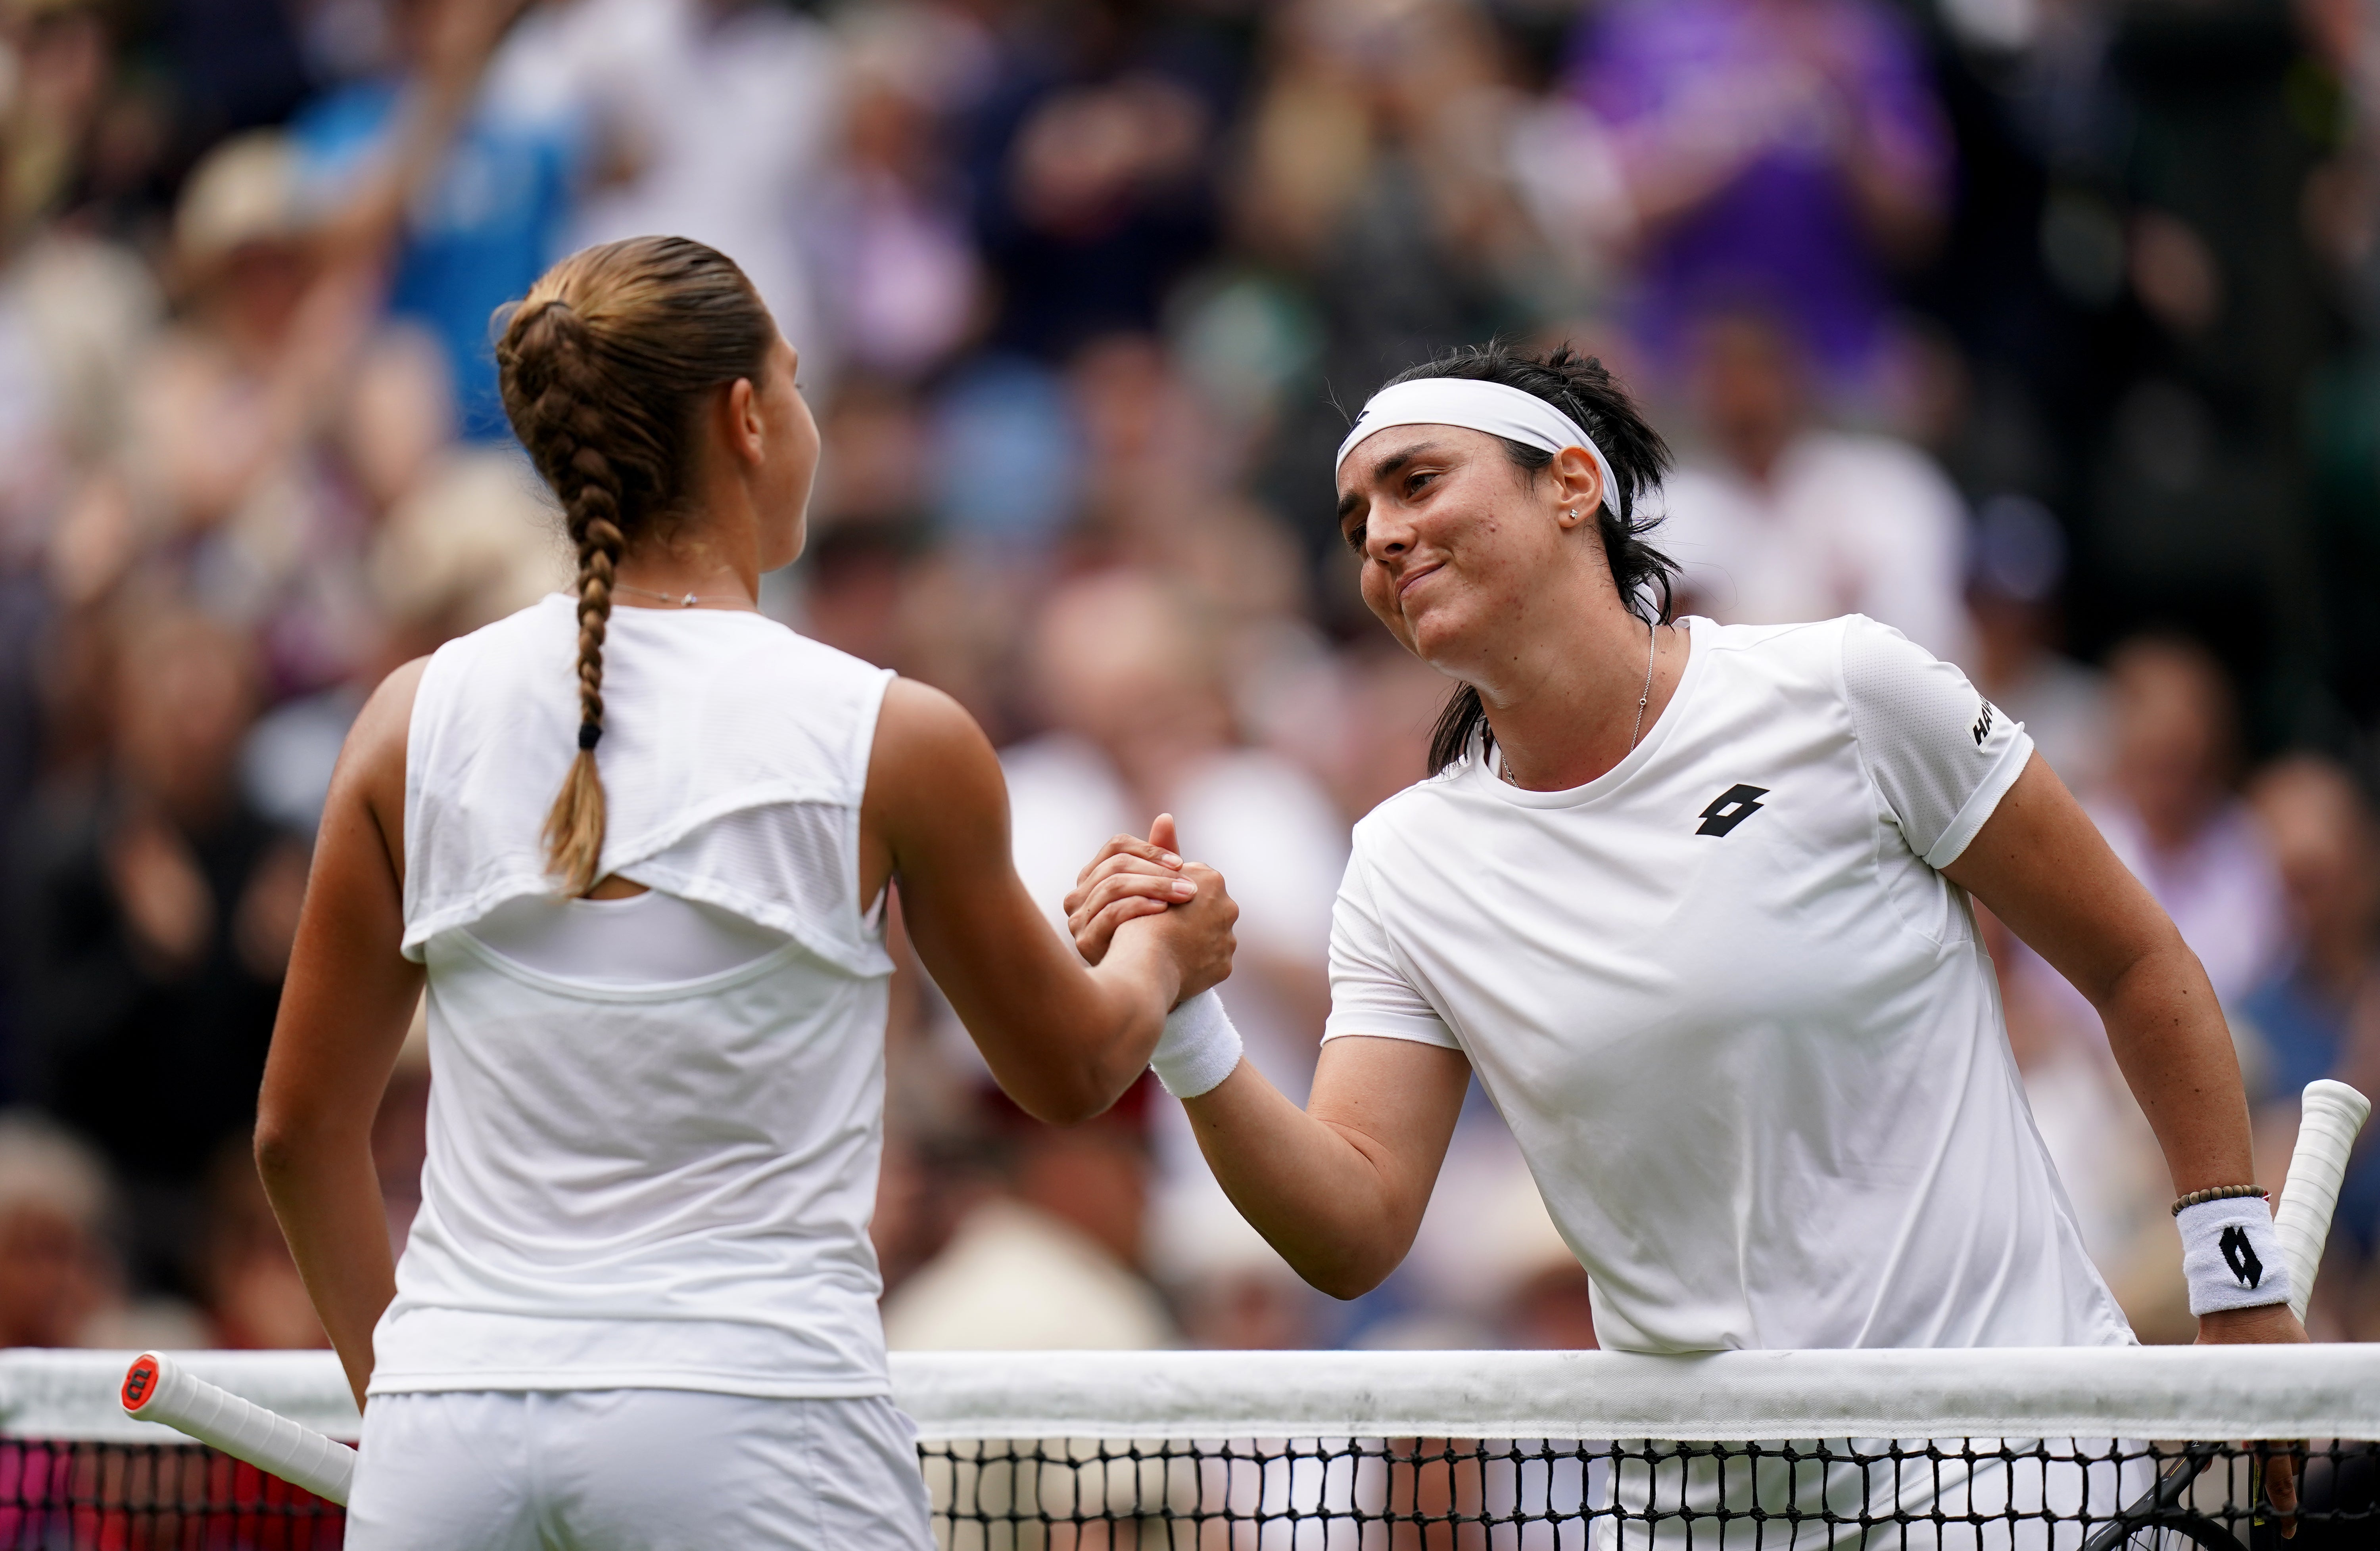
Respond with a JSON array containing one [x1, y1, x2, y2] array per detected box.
[[1150, 813, 1179, 855]]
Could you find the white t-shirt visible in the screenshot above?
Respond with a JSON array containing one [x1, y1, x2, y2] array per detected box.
[[1324, 616, 2132, 1354]]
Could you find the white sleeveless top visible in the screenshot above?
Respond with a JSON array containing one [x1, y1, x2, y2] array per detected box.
[[371, 594, 899, 1400]]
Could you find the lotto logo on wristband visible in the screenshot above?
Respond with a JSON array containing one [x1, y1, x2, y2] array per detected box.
[[2176, 1199, 2289, 1315], [2219, 1225, 2263, 1288]]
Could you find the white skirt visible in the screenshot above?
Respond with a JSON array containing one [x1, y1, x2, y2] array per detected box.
[[344, 1389, 933, 1551]]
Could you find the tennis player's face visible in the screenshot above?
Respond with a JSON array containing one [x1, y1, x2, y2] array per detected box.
[[1337, 426, 1563, 670]]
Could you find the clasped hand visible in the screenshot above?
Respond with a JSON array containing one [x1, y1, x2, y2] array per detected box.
[[1065, 814, 1236, 999]]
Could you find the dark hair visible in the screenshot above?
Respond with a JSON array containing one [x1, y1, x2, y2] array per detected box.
[[1374, 342, 1679, 775], [493, 236, 776, 895]]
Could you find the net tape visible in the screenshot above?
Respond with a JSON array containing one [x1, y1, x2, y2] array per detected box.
[[5, 1348, 2377, 1549]]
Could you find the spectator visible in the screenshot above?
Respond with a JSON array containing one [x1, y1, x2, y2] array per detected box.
[[7, 604, 301, 1292], [812, 5, 989, 381], [287, 0, 568, 439], [2239, 757, 2380, 1103], [881, 1086, 1176, 1351], [1570, 0, 1948, 396], [2238, 756, 2380, 1332], [0, 1109, 117, 1347], [109, 131, 390, 696], [1239, 0, 1539, 560], [524, 0, 846, 391], [1965, 494, 2110, 796], [1007, 570, 1342, 1072], [1657, 307, 1974, 662], [0, 1109, 206, 1348], [958, 0, 1231, 362], [2092, 634, 2286, 1004], [1502, 1262, 1600, 1352], [1175, 1257, 1322, 1352]]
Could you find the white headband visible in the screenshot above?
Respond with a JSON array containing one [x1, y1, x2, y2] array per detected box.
[[1335, 378, 1620, 514]]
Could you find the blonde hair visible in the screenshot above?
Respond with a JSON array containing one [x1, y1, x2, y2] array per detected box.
[[493, 237, 775, 895]]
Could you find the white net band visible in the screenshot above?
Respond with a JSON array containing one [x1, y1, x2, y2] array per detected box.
[[8, 1346, 2378, 1444]]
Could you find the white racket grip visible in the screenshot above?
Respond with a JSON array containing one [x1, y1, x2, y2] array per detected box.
[[2273, 1079, 2372, 1323], [119, 1352, 357, 1506]]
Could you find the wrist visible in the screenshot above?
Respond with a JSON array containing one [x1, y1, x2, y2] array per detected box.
[[1152, 989, 1242, 1099], [2175, 1196, 2292, 1317], [2196, 1304, 2306, 1340]]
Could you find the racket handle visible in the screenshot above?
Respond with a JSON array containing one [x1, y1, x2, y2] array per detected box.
[[2273, 1079, 2372, 1323], [119, 1351, 357, 1506]]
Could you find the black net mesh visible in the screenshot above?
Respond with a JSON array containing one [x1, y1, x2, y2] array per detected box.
[[916, 1437, 2377, 1549], [6, 1436, 2376, 1550]]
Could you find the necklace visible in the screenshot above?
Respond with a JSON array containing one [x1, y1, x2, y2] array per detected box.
[[614, 581, 755, 611], [1500, 619, 1660, 788]]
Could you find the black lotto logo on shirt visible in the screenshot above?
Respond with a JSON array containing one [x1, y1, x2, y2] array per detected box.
[[2219, 1224, 2263, 1288], [1972, 702, 1995, 747], [1696, 784, 1770, 837]]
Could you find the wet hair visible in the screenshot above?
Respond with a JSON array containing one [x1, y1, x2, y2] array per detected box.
[[493, 236, 775, 895], [1372, 343, 1679, 775]]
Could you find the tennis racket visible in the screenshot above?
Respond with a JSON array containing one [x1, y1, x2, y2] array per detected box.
[[118, 1349, 357, 1505], [2081, 1078, 2372, 1551]]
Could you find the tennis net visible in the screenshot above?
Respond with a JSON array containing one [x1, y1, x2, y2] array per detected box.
[[3, 1346, 2376, 1548]]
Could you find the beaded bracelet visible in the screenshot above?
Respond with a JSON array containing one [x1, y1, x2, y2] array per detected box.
[[2170, 1184, 2269, 1217]]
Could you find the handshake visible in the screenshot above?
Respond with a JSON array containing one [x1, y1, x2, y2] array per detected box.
[[1063, 814, 1244, 1099]]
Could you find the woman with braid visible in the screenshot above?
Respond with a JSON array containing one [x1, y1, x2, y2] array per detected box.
[[251, 236, 1238, 1549]]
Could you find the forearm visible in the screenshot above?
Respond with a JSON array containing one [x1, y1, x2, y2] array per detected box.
[[1944, 758, 2256, 1194], [937, 921, 1177, 1125], [254, 1127, 396, 1410], [1181, 1060, 1420, 1299], [1035, 929, 1178, 1118], [2094, 939, 2257, 1194]]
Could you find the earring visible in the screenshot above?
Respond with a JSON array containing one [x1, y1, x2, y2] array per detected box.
[[1565, 509, 1578, 519]]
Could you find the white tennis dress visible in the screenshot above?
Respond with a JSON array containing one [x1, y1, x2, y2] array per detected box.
[[345, 594, 931, 1551]]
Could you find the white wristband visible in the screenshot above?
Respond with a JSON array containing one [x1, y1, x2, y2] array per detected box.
[[1152, 989, 1242, 1099], [2176, 1197, 2292, 1315]]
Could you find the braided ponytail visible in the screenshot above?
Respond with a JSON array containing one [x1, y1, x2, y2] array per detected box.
[[494, 238, 775, 895]]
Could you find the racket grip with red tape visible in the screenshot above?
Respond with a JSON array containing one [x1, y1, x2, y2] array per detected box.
[[120, 1351, 357, 1505], [2273, 1079, 2372, 1324]]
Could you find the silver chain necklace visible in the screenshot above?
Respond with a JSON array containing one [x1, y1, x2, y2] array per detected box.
[[1500, 619, 1659, 788], [614, 581, 755, 611]]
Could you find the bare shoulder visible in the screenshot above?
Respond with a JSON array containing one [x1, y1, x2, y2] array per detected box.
[[326, 657, 431, 868], [869, 676, 1002, 792], [864, 677, 1007, 863], [345, 657, 430, 777]]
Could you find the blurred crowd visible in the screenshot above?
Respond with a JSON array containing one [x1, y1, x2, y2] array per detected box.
[[4, 0, 2380, 1360]]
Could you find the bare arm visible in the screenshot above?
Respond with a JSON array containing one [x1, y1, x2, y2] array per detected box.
[[1180, 1036, 1471, 1298], [861, 679, 1235, 1124], [1062, 824, 1469, 1297], [1943, 753, 2306, 1347], [254, 660, 427, 1410]]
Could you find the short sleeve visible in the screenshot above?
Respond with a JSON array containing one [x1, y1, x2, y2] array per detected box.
[[1840, 615, 2034, 870], [1322, 851, 1459, 1049]]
